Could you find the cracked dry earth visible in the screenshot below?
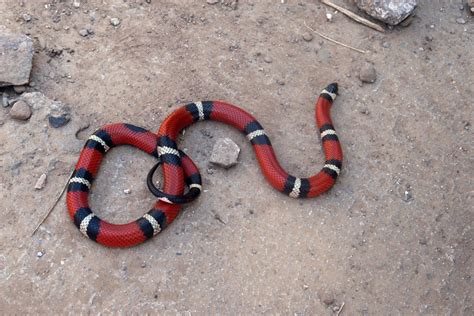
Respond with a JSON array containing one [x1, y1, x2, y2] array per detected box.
[[0, 0, 472, 314]]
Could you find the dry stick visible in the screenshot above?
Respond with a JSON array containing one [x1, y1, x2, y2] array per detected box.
[[31, 170, 74, 236], [303, 22, 366, 54], [321, 0, 385, 33], [336, 302, 345, 316]]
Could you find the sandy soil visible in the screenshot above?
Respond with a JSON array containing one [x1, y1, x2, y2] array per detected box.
[[0, 0, 472, 314]]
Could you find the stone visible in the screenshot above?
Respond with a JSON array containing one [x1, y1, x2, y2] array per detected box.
[[78, 29, 89, 37], [0, 33, 34, 87], [302, 31, 313, 42], [35, 173, 47, 190], [210, 137, 240, 168], [359, 63, 377, 83], [355, 0, 417, 26], [207, 0, 219, 4], [110, 17, 121, 26], [9, 100, 32, 120], [13, 85, 26, 94], [455, 17, 466, 24], [263, 55, 273, 63], [2, 93, 9, 107], [48, 113, 71, 128], [469, 0, 474, 13]]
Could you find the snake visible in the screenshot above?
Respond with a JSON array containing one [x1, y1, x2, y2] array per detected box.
[[66, 83, 343, 247]]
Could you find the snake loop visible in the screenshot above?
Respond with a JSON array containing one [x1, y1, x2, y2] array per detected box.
[[66, 83, 343, 247]]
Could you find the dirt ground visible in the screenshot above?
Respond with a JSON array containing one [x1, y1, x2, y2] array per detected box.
[[0, 0, 472, 314]]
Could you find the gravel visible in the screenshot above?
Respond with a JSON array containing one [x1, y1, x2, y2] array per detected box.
[[34, 173, 47, 190]]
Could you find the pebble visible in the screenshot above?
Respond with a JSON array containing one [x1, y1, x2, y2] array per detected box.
[[48, 113, 71, 128], [13, 85, 26, 94], [110, 17, 121, 26], [456, 17, 466, 24], [73, 0, 80, 8], [210, 138, 240, 169], [403, 190, 413, 202], [22, 13, 32, 22], [36, 251, 44, 258], [326, 12, 333, 22], [382, 41, 391, 48], [359, 63, 377, 83], [35, 173, 47, 190], [9, 100, 32, 120], [123, 188, 131, 194], [302, 31, 313, 42], [276, 78, 285, 85], [263, 55, 273, 63], [2, 93, 9, 107], [78, 29, 89, 37], [207, 0, 219, 4]]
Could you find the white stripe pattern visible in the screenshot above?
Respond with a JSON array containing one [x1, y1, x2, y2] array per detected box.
[[246, 129, 266, 141], [69, 177, 91, 189], [143, 214, 161, 235], [89, 135, 110, 152], [289, 178, 302, 198], [324, 164, 341, 175], [158, 146, 180, 156], [321, 89, 337, 101], [321, 129, 337, 138], [195, 102, 205, 121], [189, 183, 202, 190], [158, 197, 173, 204], [79, 213, 94, 237]]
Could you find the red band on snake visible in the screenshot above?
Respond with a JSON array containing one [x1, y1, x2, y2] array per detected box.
[[66, 83, 343, 247]]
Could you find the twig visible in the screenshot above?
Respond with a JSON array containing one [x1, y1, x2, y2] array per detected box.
[[31, 170, 74, 236], [336, 302, 345, 316], [303, 22, 365, 54], [321, 0, 385, 33]]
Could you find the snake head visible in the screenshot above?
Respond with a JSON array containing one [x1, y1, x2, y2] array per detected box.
[[325, 83, 338, 95]]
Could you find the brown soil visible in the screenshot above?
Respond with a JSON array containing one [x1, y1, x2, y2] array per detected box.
[[0, 1, 472, 314]]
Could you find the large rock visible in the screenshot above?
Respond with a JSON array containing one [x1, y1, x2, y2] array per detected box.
[[0, 32, 34, 86], [355, 0, 417, 26]]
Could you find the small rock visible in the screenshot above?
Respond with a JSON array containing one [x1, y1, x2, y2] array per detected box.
[[2, 93, 9, 107], [469, 0, 474, 13], [263, 55, 273, 63], [110, 17, 121, 26], [48, 113, 71, 128], [0, 32, 34, 87], [403, 190, 413, 202], [78, 29, 89, 37], [13, 85, 26, 94], [276, 78, 285, 85], [455, 17, 466, 24], [302, 31, 313, 42], [9, 100, 32, 120], [207, 0, 219, 3], [123, 188, 131, 194], [141, 262, 147, 268], [35, 173, 47, 190], [318, 290, 335, 305], [36, 251, 44, 258], [326, 12, 333, 21], [210, 138, 240, 169], [22, 13, 32, 22], [73, 0, 80, 8], [355, 0, 417, 26], [382, 41, 391, 48], [359, 63, 377, 83]]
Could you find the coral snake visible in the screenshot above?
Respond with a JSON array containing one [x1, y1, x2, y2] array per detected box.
[[66, 83, 343, 247]]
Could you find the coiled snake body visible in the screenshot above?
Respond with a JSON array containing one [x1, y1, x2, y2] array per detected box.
[[66, 83, 343, 247]]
